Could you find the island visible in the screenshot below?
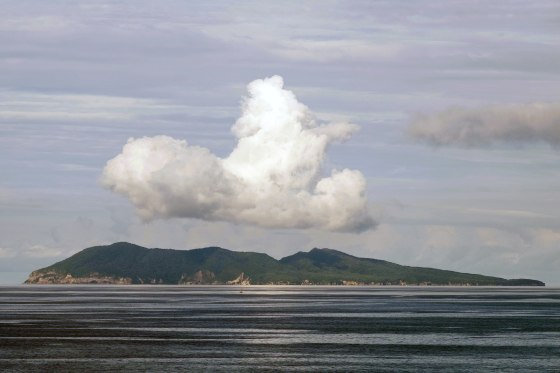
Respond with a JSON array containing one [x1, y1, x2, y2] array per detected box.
[[25, 242, 545, 286]]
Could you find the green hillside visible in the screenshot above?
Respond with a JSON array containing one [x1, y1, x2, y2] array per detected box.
[[25, 242, 545, 286]]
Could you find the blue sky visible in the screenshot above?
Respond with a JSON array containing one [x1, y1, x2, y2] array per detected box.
[[1, 1, 560, 284]]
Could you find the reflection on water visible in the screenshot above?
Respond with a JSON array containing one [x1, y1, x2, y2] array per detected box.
[[1, 286, 559, 372]]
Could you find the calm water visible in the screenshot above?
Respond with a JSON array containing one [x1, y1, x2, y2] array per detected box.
[[1, 286, 559, 372]]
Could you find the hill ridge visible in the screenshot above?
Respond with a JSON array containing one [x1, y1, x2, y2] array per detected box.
[[25, 242, 545, 286]]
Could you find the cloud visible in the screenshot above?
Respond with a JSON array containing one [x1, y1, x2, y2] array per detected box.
[[0, 248, 16, 258], [102, 76, 375, 232], [23, 245, 62, 258], [531, 228, 560, 248], [0, 91, 173, 123], [424, 225, 457, 249], [267, 39, 402, 62], [408, 103, 560, 147]]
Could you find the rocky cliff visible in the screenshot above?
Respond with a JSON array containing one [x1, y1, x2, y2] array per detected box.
[[26, 270, 132, 285]]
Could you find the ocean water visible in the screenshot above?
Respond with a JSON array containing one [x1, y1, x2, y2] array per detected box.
[[1, 286, 559, 372]]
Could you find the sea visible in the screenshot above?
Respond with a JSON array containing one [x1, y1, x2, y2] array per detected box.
[[1, 286, 559, 372]]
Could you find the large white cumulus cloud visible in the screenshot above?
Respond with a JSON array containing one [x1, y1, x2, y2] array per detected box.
[[102, 76, 375, 232], [408, 103, 560, 147]]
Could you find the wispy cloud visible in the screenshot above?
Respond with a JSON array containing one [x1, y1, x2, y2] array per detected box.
[[0, 247, 16, 258], [408, 103, 560, 147], [0, 91, 180, 122], [23, 245, 62, 258]]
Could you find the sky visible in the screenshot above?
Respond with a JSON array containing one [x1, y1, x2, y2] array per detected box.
[[1, 1, 560, 285]]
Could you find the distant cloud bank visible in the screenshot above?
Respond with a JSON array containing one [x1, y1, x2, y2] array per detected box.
[[408, 103, 560, 147], [103, 76, 375, 232]]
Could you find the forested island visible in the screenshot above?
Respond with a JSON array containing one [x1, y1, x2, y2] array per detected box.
[[25, 242, 544, 286]]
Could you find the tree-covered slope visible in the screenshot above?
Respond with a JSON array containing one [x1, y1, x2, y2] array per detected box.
[[27, 242, 285, 284], [25, 242, 545, 286], [280, 248, 539, 285]]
